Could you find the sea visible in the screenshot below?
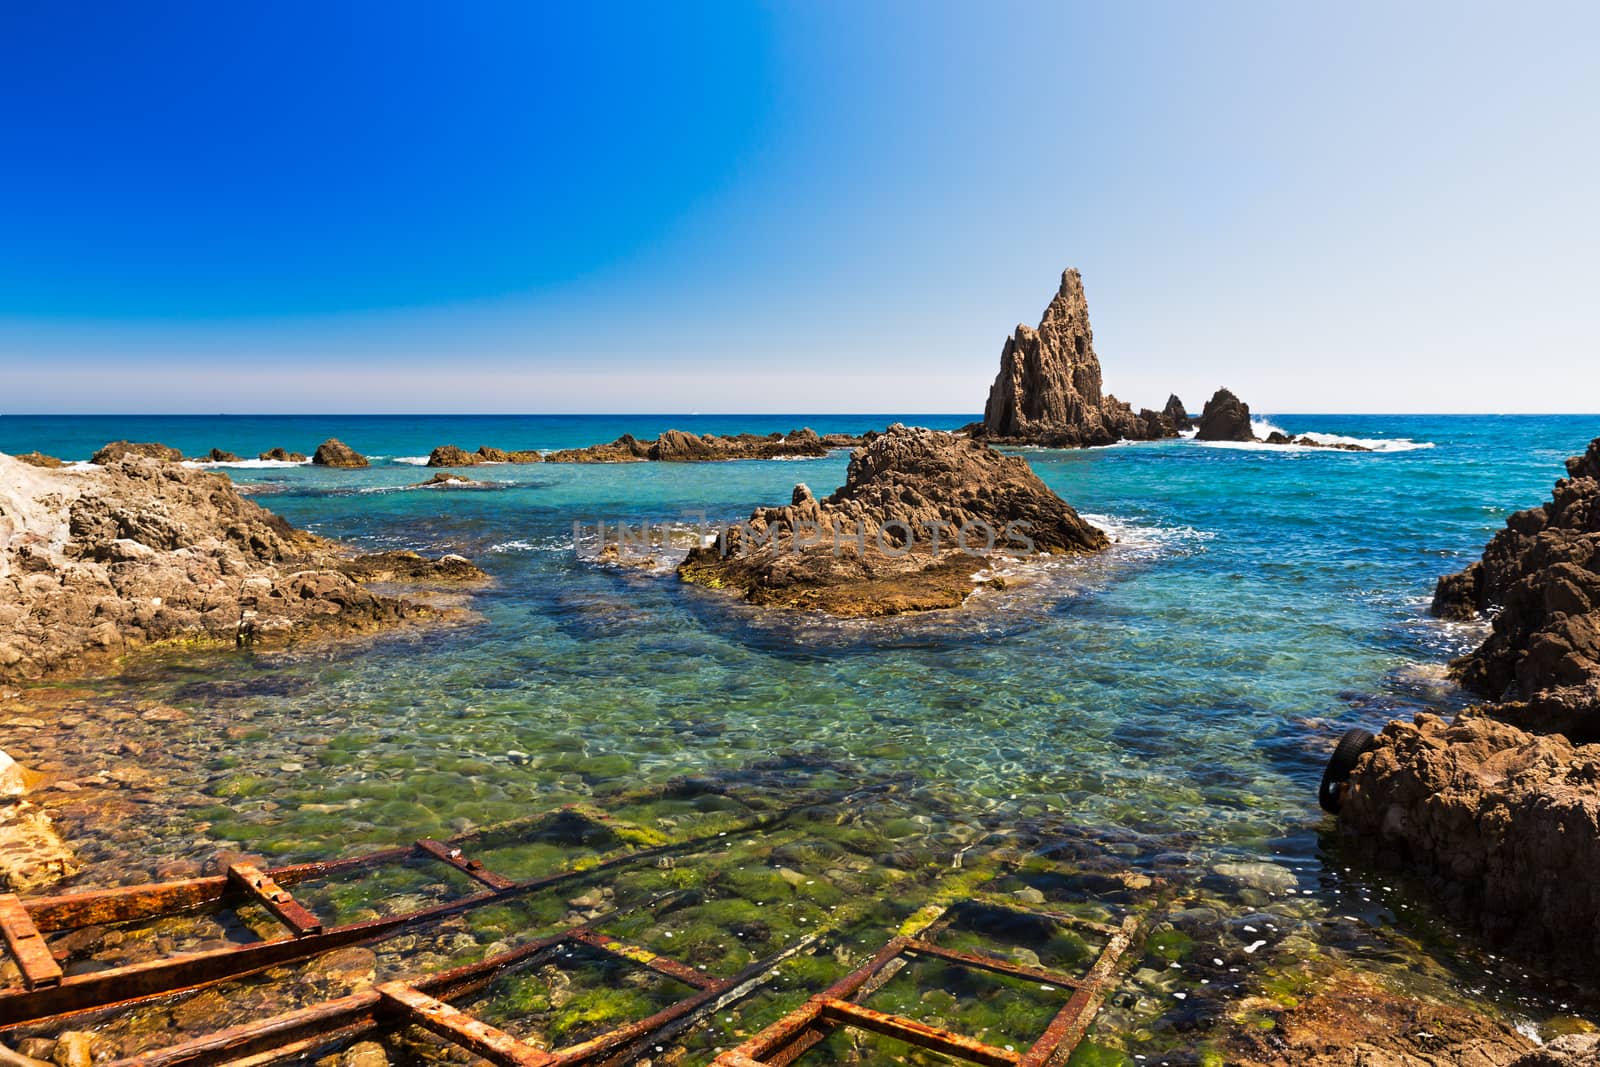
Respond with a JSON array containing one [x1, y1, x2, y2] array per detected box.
[[2, 412, 1596, 1056]]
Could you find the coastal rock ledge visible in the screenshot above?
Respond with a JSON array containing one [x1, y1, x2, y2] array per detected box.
[[677, 424, 1106, 617], [0, 451, 485, 681], [1338, 436, 1600, 976]]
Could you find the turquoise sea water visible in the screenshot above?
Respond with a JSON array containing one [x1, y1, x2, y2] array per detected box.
[[4, 413, 1599, 1050]]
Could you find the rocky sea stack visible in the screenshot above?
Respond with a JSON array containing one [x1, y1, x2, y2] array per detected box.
[[677, 424, 1107, 617], [0, 451, 484, 680], [976, 269, 1180, 447], [312, 438, 369, 468], [1338, 436, 1600, 975], [1194, 388, 1255, 442]]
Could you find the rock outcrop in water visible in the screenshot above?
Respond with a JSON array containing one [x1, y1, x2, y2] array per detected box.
[[1338, 438, 1600, 977], [258, 448, 307, 462], [547, 428, 862, 464], [0, 452, 484, 681], [427, 445, 543, 467], [1163, 394, 1193, 433], [90, 441, 183, 465], [677, 424, 1106, 616], [1194, 388, 1256, 442], [312, 438, 369, 468], [1432, 437, 1600, 740], [976, 269, 1178, 447]]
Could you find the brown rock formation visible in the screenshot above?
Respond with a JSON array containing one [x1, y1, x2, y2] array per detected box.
[[11, 453, 64, 469], [677, 424, 1106, 617], [1194, 388, 1256, 442], [0, 453, 484, 681], [427, 445, 481, 468], [90, 441, 182, 465], [546, 429, 846, 464], [1338, 713, 1600, 974], [473, 446, 543, 463], [202, 448, 240, 463], [258, 448, 307, 462], [1431, 437, 1600, 739], [1224, 970, 1533, 1066], [977, 269, 1177, 447], [1163, 394, 1193, 433], [1334, 438, 1600, 981], [312, 438, 369, 468]]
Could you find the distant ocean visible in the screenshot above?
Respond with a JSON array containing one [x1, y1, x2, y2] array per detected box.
[[5, 411, 1598, 1022]]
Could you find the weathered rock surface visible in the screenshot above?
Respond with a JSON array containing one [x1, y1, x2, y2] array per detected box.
[[547, 428, 856, 464], [257, 448, 307, 462], [1194, 388, 1256, 442], [1431, 437, 1600, 740], [428, 445, 542, 467], [0, 453, 483, 681], [312, 438, 369, 468], [13, 453, 64, 469], [1163, 394, 1193, 433], [1339, 713, 1600, 975], [0, 799, 78, 891], [1224, 970, 1533, 1066], [677, 424, 1106, 616], [90, 441, 182, 465], [202, 448, 240, 463], [975, 269, 1179, 447]]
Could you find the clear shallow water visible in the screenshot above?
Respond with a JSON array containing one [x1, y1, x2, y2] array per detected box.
[[5, 413, 1600, 1054]]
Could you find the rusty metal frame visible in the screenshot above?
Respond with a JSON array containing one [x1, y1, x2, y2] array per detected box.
[[711, 899, 1140, 1067], [0, 799, 803, 1031], [106, 896, 831, 1067]]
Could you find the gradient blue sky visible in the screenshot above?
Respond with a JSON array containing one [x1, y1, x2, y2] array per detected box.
[[2, 2, 1595, 414]]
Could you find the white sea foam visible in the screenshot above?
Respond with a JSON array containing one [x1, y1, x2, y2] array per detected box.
[[1195, 418, 1434, 454], [387, 456, 431, 466], [182, 458, 310, 470]]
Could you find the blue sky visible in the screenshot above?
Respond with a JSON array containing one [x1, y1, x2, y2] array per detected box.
[[1, 2, 1595, 413]]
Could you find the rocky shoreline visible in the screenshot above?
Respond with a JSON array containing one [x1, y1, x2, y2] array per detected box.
[[1338, 436, 1600, 977]]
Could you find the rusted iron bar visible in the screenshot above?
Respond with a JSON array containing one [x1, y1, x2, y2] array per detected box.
[[226, 864, 324, 936], [0, 894, 61, 990], [1014, 913, 1139, 1067], [2, 808, 805, 1032], [568, 929, 717, 990], [414, 839, 516, 891], [901, 938, 1084, 990], [816, 997, 1021, 1067], [378, 982, 554, 1067]]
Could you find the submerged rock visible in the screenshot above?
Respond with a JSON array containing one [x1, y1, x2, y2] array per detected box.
[[0, 452, 483, 681], [677, 423, 1106, 617], [977, 269, 1179, 447], [1194, 388, 1256, 442], [0, 800, 77, 891], [312, 438, 369, 468]]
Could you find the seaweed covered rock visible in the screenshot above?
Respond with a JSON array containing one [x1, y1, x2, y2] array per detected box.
[[1338, 713, 1600, 975], [1432, 437, 1600, 740], [0, 453, 482, 680], [312, 438, 369, 468], [978, 269, 1176, 447], [677, 424, 1106, 616], [1195, 388, 1256, 442]]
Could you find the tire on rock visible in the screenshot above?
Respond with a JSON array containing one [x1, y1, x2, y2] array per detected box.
[[1319, 727, 1377, 814]]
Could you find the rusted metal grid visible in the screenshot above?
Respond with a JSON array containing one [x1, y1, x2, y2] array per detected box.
[[98, 877, 1143, 1067], [711, 897, 1141, 1067], [108, 893, 828, 1067], [0, 795, 795, 1031]]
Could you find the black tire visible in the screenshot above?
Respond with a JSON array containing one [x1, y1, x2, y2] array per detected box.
[[1318, 728, 1377, 814]]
